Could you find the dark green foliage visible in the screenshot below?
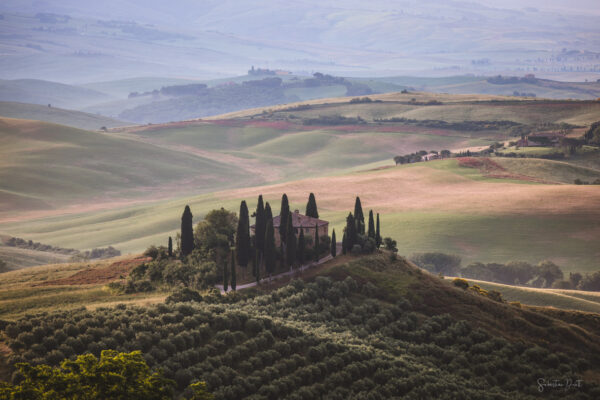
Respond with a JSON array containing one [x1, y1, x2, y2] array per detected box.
[[461, 259, 569, 288], [264, 202, 273, 223], [0, 259, 10, 273], [578, 271, 600, 291], [279, 194, 290, 244], [330, 229, 337, 258], [165, 288, 203, 304], [411, 252, 461, 276], [383, 237, 397, 253], [254, 195, 266, 264], [264, 220, 276, 277], [354, 197, 364, 234], [286, 212, 297, 269], [0, 350, 176, 399], [344, 213, 356, 253], [375, 213, 381, 248], [298, 229, 306, 265], [342, 233, 347, 255], [230, 250, 236, 291], [453, 278, 469, 290], [305, 193, 319, 219], [314, 223, 319, 262], [223, 255, 229, 292], [4, 269, 598, 399], [235, 201, 251, 268], [584, 121, 600, 145], [367, 210, 375, 239], [168, 237, 173, 258], [181, 206, 194, 257]]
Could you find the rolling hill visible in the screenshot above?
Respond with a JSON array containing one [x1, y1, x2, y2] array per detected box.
[[0, 79, 113, 109], [0, 117, 254, 216], [1, 253, 599, 398], [0, 101, 130, 130], [2, 156, 599, 272]]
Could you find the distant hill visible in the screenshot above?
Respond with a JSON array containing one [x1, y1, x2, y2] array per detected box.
[[0, 79, 113, 109], [0, 102, 129, 130]]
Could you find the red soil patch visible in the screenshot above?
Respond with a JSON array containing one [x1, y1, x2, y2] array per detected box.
[[37, 256, 150, 286]]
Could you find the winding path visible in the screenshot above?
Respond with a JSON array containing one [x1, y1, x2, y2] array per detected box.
[[216, 254, 334, 293]]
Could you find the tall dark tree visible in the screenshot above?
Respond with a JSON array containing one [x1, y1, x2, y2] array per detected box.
[[286, 212, 297, 269], [331, 229, 337, 258], [297, 229, 305, 265], [254, 195, 266, 265], [314, 223, 320, 261], [167, 236, 173, 257], [223, 252, 229, 292], [354, 197, 365, 234], [305, 193, 319, 218], [376, 213, 382, 248], [279, 194, 290, 245], [264, 201, 273, 223], [180, 205, 194, 257], [264, 220, 276, 277], [367, 210, 375, 239], [342, 232, 347, 255], [236, 201, 251, 270], [345, 212, 356, 252], [230, 249, 236, 291]]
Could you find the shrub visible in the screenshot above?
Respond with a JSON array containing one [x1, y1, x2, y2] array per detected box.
[[452, 278, 469, 290]]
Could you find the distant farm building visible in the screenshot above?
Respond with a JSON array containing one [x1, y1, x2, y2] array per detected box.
[[517, 132, 564, 147], [252, 210, 328, 247], [421, 153, 440, 161]]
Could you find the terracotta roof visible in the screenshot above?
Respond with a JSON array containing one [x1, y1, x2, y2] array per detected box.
[[273, 211, 328, 228]]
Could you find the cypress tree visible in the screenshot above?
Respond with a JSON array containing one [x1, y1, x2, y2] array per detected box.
[[230, 249, 236, 291], [314, 222, 320, 261], [354, 197, 365, 234], [168, 236, 173, 257], [286, 212, 297, 269], [236, 200, 251, 269], [305, 193, 319, 218], [342, 232, 347, 255], [345, 212, 356, 252], [331, 229, 337, 258], [368, 210, 375, 238], [254, 195, 265, 264], [223, 252, 229, 292], [376, 213, 382, 248], [264, 220, 276, 277], [180, 205, 194, 257], [279, 194, 290, 244], [265, 201, 273, 222], [297, 229, 305, 265]]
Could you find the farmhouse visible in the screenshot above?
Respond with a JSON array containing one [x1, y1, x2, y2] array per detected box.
[[252, 210, 329, 247], [517, 132, 564, 147], [421, 153, 440, 161]]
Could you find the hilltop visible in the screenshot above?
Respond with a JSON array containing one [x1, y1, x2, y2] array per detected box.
[[1, 252, 599, 398]]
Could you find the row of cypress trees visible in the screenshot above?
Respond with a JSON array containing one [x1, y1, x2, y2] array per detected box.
[[342, 196, 382, 254], [179, 193, 380, 290]]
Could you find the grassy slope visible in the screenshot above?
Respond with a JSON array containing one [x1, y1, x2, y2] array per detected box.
[[2, 158, 599, 272], [0, 101, 130, 130], [0, 257, 166, 320], [462, 278, 600, 314], [0, 245, 71, 270], [0, 117, 253, 215]]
